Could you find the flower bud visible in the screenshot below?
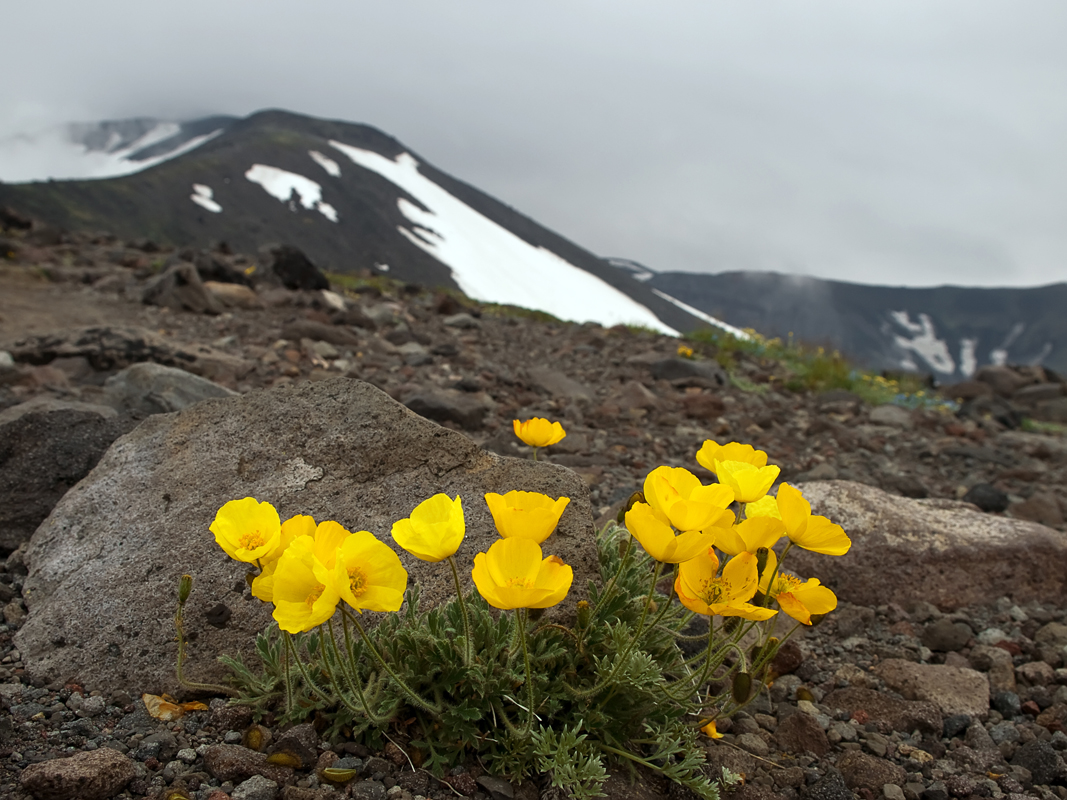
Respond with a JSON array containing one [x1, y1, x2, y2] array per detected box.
[[576, 599, 591, 629], [731, 672, 752, 703], [617, 491, 646, 523], [177, 574, 193, 605], [755, 547, 769, 581]]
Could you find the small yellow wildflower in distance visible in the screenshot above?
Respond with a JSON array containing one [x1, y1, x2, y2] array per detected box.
[[624, 502, 715, 564], [643, 465, 734, 531], [513, 417, 567, 448], [391, 494, 465, 562], [675, 550, 777, 620], [713, 460, 781, 504], [471, 537, 573, 610], [331, 529, 408, 613], [677, 344, 695, 359], [211, 497, 281, 563], [484, 490, 570, 544], [776, 483, 851, 556], [695, 441, 768, 473]]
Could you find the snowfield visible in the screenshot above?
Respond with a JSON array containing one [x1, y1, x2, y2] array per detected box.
[[190, 184, 222, 213], [244, 164, 338, 222], [329, 141, 677, 334]]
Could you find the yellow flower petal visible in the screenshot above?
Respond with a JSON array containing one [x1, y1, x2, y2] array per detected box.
[[625, 502, 715, 563], [696, 441, 768, 473], [745, 495, 781, 520], [210, 497, 281, 563], [391, 494, 465, 562], [701, 720, 724, 739], [513, 418, 567, 447], [471, 538, 572, 610], [331, 529, 408, 613], [643, 466, 733, 531], [776, 484, 851, 555], [714, 460, 780, 504], [272, 536, 341, 633], [485, 491, 570, 543]]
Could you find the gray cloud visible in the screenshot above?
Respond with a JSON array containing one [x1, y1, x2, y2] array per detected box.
[[3, 0, 1066, 287]]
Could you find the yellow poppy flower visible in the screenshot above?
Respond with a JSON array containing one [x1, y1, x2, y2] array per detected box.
[[513, 417, 567, 447], [271, 535, 342, 633], [758, 550, 837, 624], [210, 497, 281, 563], [745, 494, 781, 520], [330, 529, 408, 614], [484, 491, 570, 544], [675, 550, 777, 620], [695, 441, 768, 474], [775, 483, 851, 556], [701, 720, 724, 739], [252, 514, 317, 603], [712, 516, 786, 557], [713, 460, 781, 504], [624, 502, 716, 563], [643, 466, 735, 532], [471, 537, 573, 610], [391, 494, 465, 562]]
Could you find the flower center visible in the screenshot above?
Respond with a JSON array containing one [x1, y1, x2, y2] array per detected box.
[[305, 583, 325, 609], [504, 577, 533, 590], [699, 578, 730, 606], [348, 568, 368, 599], [238, 530, 266, 551], [772, 573, 802, 596]]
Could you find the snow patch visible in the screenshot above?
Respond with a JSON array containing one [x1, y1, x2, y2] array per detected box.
[[890, 310, 955, 374], [990, 323, 1025, 366], [190, 184, 222, 213], [328, 141, 676, 334], [309, 150, 341, 177], [650, 289, 752, 340], [244, 164, 338, 223], [959, 338, 977, 378]]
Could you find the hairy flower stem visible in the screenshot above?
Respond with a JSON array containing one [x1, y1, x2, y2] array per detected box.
[[174, 576, 237, 697], [519, 608, 536, 736], [325, 619, 388, 724], [341, 608, 441, 718], [591, 532, 633, 620], [446, 555, 473, 666], [284, 633, 330, 703]]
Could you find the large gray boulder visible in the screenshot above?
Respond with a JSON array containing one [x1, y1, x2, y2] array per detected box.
[[788, 481, 1067, 610], [102, 362, 237, 416], [0, 398, 134, 553], [17, 378, 598, 694]]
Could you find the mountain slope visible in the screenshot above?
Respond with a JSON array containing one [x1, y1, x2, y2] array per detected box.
[[0, 110, 701, 334], [643, 270, 1067, 379]]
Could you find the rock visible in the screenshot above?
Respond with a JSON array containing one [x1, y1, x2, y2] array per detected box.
[[735, 732, 770, 756], [267, 245, 329, 291], [205, 281, 263, 310], [443, 313, 480, 329], [280, 320, 361, 347], [0, 398, 134, 552], [822, 687, 942, 734], [1011, 741, 1066, 786], [940, 380, 993, 401], [942, 714, 972, 739], [1037, 622, 1067, 652], [991, 692, 1023, 718], [1014, 384, 1066, 405], [404, 389, 489, 430], [974, 365, 1031, 398], [526, 367, 594, 402], [774, 711, 830, 755], [970, 645, 1017, 694], [795, 463, 838, 482], [958, 395, 1024, 429], [397, 341, 432, 366], [1011, 492, 1064, 527], [476, 774, 515, 800], [921, 619, 973, 652], [875, 659, 990, 720], [962, 483, 1009, 513], [789, 481, 1067, 609], [680, 392, 725, 419], [607, 380, 661, 411], [869, 405, 913, 429], [233, 775, 279, 800], [649, 357, 728, 386], [1017, 661, 1056, 687], [1034, 397, 1067, 424], [836, 750, 907, 791], [20, 747, 136, 800], [801, 768, 852, 800], [203, 744, 293, 785], [142, 262, 225, 314], [0, 350, 15, 373], [102, 362, 237, 416], [3, 326, 254, 383], [17, 379, 598, 693]]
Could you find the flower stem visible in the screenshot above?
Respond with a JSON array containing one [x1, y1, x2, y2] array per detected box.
[[284, 632, 330, 703], [341, 607, 441, 717], [446, 555, 473, 666], [325, 618, 388, 724], [519, 608, 536, 736]]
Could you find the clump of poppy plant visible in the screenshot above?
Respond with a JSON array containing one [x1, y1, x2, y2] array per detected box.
[[185, 438, 847, 800]]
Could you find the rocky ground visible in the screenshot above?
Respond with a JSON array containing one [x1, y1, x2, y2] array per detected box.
[[0, 226, 1066, 800]]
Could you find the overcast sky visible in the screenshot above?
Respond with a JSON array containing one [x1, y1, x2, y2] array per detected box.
[[4, 1, 1066, 287]]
